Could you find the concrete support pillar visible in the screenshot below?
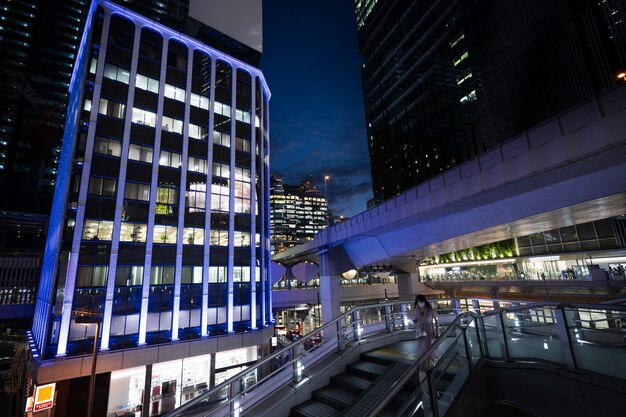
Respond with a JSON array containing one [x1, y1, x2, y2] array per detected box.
[[395, 260, 436, 301], [318, 247, 354, 324]]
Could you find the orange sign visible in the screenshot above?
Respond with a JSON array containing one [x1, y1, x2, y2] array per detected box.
[[25, 396, 33, 412], [33, 383, 55, 411]]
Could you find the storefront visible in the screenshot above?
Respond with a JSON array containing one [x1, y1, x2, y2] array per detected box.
[[106, 346, 257, 416]]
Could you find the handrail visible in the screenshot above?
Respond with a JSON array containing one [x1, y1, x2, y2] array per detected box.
[[363, 312, 477, 417], [165, 299, 422, 416]]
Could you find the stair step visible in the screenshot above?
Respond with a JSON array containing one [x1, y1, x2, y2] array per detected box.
[[313, 385, 357, 410], [290, 400, 341, 417], [330, 373, 372, 393], [347, 360, 389, 380]]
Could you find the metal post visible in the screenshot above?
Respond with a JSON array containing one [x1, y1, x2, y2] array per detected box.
[[86, 321, 100, 417], [337, 318, 346, 351], [495, 311, 510, 361], [462, 330, 473, 372], [554, 306, 577, 371], [385, 305, 393, 333], [353, 310, 361, 341], [400, 303, 408, 330], [292, 344, 303, 383]]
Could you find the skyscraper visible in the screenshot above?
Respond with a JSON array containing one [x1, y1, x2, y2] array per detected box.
[[28, 0, 271, 414], [356, 0, 626, 202], [270, 176, 330, 254]]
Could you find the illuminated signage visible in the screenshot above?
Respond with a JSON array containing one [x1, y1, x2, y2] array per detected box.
[[25, 396, 33, 412], [34, 383, 56, 411]]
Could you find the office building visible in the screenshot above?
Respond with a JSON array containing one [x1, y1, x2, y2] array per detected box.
[[270, 176, 330, 254], [28, 0, 271, 414], [356, 0, 626, 202], [0, 0, 89, 213]]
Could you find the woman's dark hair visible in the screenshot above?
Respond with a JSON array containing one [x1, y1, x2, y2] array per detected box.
[[414, 294, 431, 309]]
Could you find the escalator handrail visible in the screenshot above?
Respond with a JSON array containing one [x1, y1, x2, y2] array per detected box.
[[364, 312, 478, 417]]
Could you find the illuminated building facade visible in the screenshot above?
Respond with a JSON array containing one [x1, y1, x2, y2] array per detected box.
[[270, 176, 329, 254], [357, 0, 626, 203], [28, 1, 271, 413]]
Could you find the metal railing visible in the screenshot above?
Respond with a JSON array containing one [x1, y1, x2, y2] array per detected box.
[[165, 299, 422, 417], [370, 301, 626, 417]]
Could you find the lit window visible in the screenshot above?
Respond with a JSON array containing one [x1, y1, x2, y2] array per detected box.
[[132, 107, 156, 127], [161, 115, 183, 134], [164, 83, 185, 101], [99, 98, 125, 118], [208, 266, 227, 283], [460, 90, 477, 103], [188, 156, 207, 174], [183, 227, 204, 245], [103, 63, 130, 84], [82, 220, 114, 240], [159, 150, 181, 168], [135, 73, 159, 93], [124, 182, 150, 201], [213, 131, 230, 147], [88, 177, 117, 197], [189, 123, 208, 140], [209, 230, 229, 246], [128, 143, 153, 163], [119, 222, 148, 242], [453, 50, 469, 67], [153, 225, 177, 244], [190, 92, 209, 110]]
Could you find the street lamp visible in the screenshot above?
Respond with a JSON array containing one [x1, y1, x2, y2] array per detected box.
[[618, 72, 626, 81], [75, 315, 102, 417], [324, 175, 330, 223]]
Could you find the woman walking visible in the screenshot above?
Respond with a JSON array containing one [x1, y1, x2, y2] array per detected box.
[[414, 294, 438, 356]]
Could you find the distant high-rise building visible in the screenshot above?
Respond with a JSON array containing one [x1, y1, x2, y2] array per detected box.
[[0, 0, 89, 213], [28, 1, 272, 414], [356, 0, 626, 202], [270, 176, 329, 254]]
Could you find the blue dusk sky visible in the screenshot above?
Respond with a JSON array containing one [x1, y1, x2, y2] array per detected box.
[[261, 1, 373, 217]]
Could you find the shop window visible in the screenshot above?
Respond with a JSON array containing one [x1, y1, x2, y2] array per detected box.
[[107, 366, 145, 417]]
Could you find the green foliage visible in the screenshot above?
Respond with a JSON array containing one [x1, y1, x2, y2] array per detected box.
[[435, 239, 516, 264]]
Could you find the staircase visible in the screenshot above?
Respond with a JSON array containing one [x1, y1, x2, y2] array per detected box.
[[290, 353, 392, 417]]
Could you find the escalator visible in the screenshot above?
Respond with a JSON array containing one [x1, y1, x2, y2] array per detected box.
[[165, 299, 626, 417]]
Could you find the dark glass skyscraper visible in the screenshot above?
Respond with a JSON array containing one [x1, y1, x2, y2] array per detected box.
[[357, 0, 626, 202]]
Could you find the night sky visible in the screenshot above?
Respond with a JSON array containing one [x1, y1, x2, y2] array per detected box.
[[261, 1, 373, 217]]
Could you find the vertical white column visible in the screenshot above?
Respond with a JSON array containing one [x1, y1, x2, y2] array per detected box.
[[201, 55, 217, 336], [227, 66, 238, 333], [138, 33, 169, 346], [100, 22, 142, 351], [171, 44, 194, 341], [249, 76, 257, 329], [56, 9, 112, 357]]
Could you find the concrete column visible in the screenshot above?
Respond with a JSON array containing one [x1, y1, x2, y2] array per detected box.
[[318, 247, 354, 324], [395, 261, 435, 301]]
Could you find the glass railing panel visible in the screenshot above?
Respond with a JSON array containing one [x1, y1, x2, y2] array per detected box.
[[565, 307, 626, 380], [482, 314, 503, 358], [466, 320, 481, 366], [502, 307, 565, 364], [430, 333, 471, 417]]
